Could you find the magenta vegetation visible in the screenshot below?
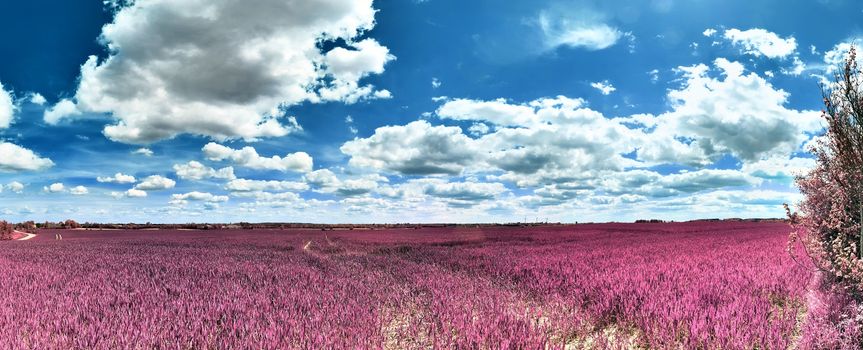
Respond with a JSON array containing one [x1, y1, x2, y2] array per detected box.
[[0, 222, 834, 348]]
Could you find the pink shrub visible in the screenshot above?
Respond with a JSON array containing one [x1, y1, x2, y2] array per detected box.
[[0, 221, 12, 241], [798, 274, 863, 350]]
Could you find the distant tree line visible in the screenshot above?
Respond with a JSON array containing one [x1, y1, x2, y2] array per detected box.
[[35, 220, 80, 229], [637, 218, 784, 223], [635, 219, 666, 223]]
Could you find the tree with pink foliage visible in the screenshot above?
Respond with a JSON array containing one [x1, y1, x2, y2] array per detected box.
[[789, 46, 863, 348], [791, 47, 863, 290], [0, 221, 12, 240]]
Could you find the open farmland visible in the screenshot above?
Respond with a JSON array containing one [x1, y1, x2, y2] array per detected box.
[[0, 222, 812, 349]]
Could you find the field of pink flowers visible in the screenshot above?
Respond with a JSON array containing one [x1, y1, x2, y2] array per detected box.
[[0, 222, 837, 348]]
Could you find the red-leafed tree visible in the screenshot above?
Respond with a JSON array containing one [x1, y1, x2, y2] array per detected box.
[[0, 221, 12, 240], [790, 47, 863, 291], [63, 219, 80, 229]]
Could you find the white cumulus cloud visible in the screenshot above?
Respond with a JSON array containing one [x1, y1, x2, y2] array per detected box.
[[173, 161, 236, 181], [590, 80, 616, 95], [0, 81, 15, 129], [344, 58, 820, 208], [224, 179, 309, 192], [203, 143, 313, 173], [134, 175, 176, 191], [3, 181, 24, 193], [722, 28, 797, 58], [132, 148, 154, 156], [536, 6, 620, 51], [29, 93, 46, 106], [44, 183, 65, 193], [48, 0, 393, 144], [43, 99, 81, 125], [642, 58, 822, 164], [70, 186, 89, 195], [341, 120, 478, 175], [97, 172, 137, 184], [170, 191, 229, 205], [113, 188, 148, 198], [0, 142, 54, 172]]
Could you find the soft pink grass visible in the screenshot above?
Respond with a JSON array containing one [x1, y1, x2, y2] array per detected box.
[[0, 222, 848, 348]]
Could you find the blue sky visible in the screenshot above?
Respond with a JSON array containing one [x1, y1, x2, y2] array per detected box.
[[0, 0, 860, 223]]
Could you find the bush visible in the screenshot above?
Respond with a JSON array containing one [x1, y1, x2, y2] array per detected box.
[[0, 221, 12, 240], [63, 219, 80, 229]]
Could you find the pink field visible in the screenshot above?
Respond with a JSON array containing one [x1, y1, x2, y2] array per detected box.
[[0, 222, 814, 348]]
